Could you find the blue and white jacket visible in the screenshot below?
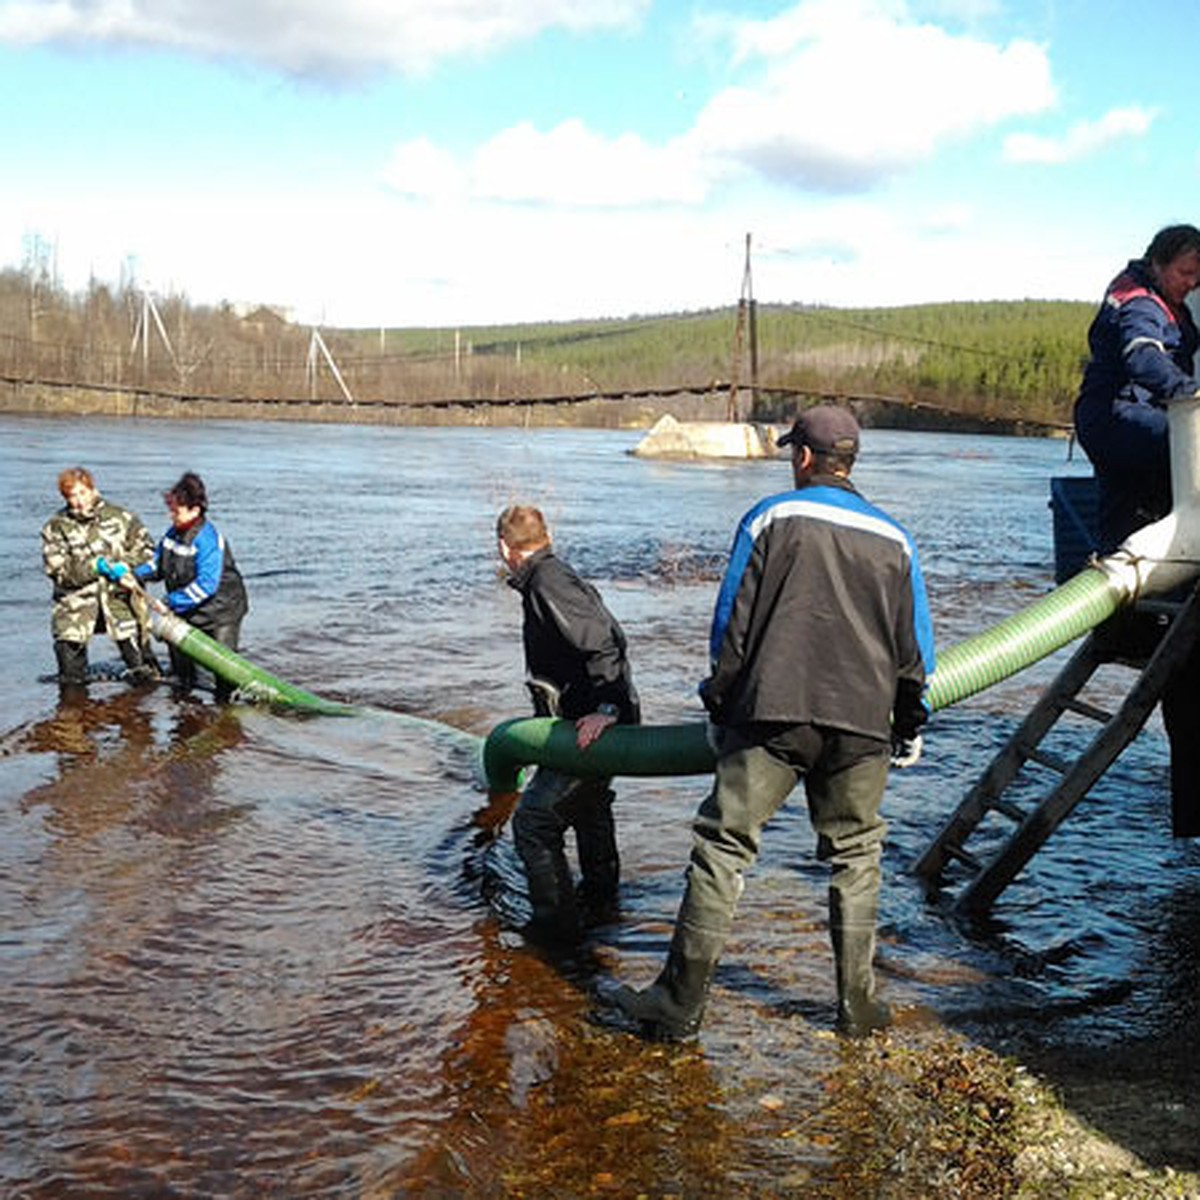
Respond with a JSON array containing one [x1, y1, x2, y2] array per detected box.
[[135, 517, 248, 631], [702, 475, 935, 742]]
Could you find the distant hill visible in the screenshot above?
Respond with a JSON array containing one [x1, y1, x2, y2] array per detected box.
[[339, 300, 1093, 426], [0, 267, 1093, 425]]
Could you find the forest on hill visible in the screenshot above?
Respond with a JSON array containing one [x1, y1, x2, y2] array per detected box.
[[0, 264, 1095, 426]]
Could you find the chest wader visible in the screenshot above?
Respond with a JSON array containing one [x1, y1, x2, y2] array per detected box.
[[54, 594, 159, 686], [513, 680, 620, 943], [599, 742, 891, 1041]]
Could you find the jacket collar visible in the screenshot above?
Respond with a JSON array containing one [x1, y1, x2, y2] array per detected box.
[[507, 545, 553, 592]]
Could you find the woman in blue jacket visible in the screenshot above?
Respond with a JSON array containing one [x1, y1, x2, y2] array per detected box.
[[1075, 224, 1200, 551], [1074, 225, 1200, 838], [136, 472, 248, 700]]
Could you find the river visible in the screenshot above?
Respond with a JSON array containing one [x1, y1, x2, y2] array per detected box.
[[2, 414, 1197, 1196]]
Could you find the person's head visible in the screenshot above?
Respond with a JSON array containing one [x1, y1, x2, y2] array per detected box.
[[497, 504, 550, 571], [57, 466, 98, 515], [776, 405, 860, 485], [1144, 224, 1200, 306], [164, 471, 207, 529]]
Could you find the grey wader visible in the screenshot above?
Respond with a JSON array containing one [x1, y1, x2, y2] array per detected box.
[[602, 738, 891, 1039]]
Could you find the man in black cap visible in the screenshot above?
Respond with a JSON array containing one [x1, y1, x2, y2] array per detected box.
[[597, 404, 935, 1039]]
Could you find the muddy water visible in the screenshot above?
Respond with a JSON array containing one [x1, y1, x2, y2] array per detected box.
[[2, 414, 1198, 1195]]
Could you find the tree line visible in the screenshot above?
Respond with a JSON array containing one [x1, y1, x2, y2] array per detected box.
[[0, 265, 1097, 425]]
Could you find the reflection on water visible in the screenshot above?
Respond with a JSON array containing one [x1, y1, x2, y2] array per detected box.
[[2, 415, 1198, 1193]]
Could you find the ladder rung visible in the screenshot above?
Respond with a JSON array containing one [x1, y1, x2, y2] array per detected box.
[[1022, 745, 1071, 774], [1109, 655, 1152, 670], [989, 798, 1026, 823], [1061, 697, 1113, 723], [1135, 599, 1182, 619], [943, 843, 982, 873]]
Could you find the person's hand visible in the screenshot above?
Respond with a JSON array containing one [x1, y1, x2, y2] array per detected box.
[[576, 710, 617, 750], [93, 556, 129, 581], [890, 733, 923, 769]]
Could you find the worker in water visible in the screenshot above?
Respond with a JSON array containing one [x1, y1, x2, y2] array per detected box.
[[596, 405, 935, 1040], [496, 504, 641, 946], [41, 466, 159, 688], [133, 472, 248, 702], [1074, 223, 1200, 837]]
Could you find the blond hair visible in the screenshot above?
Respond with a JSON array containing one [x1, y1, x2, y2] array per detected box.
[[497, 504, 550, 551]]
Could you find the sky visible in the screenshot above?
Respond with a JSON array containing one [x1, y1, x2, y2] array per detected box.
[[1, 0, 1198, 329]]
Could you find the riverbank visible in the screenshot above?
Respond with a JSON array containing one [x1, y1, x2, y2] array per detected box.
[[0, 375, 1069, 437]]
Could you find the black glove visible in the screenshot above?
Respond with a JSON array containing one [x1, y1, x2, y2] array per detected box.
[[890, 733, 923, 769], [698, 677, 725, 724], [526, 677, 561, 718]]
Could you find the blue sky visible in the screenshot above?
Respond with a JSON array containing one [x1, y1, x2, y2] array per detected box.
[[1, 0, 1197, 328]]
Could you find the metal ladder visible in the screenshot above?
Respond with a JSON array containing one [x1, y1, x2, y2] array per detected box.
[[913, 584, 1200, 914]]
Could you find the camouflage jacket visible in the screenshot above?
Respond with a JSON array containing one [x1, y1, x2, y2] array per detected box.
[[42, 496, 156, 643]]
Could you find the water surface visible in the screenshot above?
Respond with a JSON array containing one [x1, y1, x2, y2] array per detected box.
[[2, 414, 1197, 1194]]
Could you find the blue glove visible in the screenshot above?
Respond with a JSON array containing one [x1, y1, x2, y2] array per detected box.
[[97, 556, 128, 580], [93, 556, 128, 581]]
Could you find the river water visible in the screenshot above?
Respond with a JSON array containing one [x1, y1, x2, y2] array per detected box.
[[2, 413, 1198, 1195]]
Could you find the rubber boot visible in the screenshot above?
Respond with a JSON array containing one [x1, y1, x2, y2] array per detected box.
[[168, 643, 197, 692], [830, 888, 890, 1038], [208, 621, 242, 702], [513, 777, 582, 946], [574, 787, 620, 924], [54, 639, 88, 687], [600, 919, 724, 1042], [117, 639, 160, 685]]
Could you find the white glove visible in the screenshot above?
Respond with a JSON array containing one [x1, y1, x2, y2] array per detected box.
[[890, 733, 923, 769]]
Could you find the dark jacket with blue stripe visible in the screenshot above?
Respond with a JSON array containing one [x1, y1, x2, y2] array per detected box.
[[702, 475, 935, 742], [508, 548, 640, 725], [1074, 258, 1200, 548], [136, 517, 248, 632]]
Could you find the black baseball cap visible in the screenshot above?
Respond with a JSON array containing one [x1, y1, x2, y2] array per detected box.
[[777, 405, 860, 454]]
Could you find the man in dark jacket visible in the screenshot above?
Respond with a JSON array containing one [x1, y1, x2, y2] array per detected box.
[[497, 504, 640, 944], [135, 472, 248, 701], [599, 405, 935, 1038]]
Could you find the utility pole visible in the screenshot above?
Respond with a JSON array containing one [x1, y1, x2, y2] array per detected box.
[[727, 232, 759, 422], [129, 288, 180, 378], [306, 327, 355, 403]]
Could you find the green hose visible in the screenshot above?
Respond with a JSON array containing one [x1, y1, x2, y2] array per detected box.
[[145, 561, 1136, 789], [924, 565, 1125, 711], [482, 717, 715, 794], [480, 564, 1133, 792], [151, 609, 358, 716]]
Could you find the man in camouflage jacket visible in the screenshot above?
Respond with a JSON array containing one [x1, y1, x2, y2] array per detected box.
[[41, 466, 157, 686]]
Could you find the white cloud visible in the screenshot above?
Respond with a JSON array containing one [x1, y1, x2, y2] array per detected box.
[[381, 0, 1059, 215], [1003, 106, 1157, 165], [384, 120, 712, 207], [692, 0, 1055, 192], [919, 202, 973, 234], [381, 138, 468, 203], [3, 0, 1142, 325], [0, 0, 650, 76]]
